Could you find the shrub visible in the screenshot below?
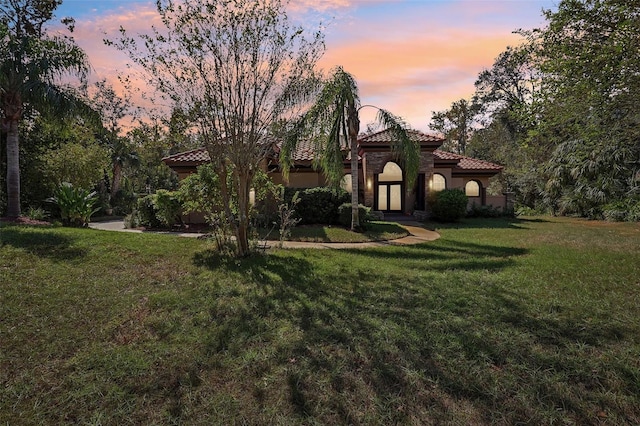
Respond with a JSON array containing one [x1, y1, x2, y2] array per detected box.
[[123, 212, 140, 229], [602, 198, 640, 222], [602, 201, 628, 222], [515, 205, 542, 216], [337, 203, 371, 230], [431, 189, 468, 222], [47, 182, 100, 227], [26, 207, 48, 221], [136, 194, 161, 228], [467, 202, 503, 218], [154, 190, 182, 227], [628, 199, 640, 222], [134, 191, 181, 228], [110, 188, 137, 216], [283, 187, 349, 225]]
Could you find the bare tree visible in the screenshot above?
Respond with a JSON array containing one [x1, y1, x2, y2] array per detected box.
[[111, 0, 324, 256]]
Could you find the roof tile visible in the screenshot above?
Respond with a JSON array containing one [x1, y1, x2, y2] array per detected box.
[[162, 133, 503, 172], [358, 129, 444, 144], [434, 149, 503, 171]]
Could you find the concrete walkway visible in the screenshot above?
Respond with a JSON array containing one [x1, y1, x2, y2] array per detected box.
[[89, 219, 440, 249]]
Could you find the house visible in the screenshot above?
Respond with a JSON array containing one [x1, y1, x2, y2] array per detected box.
[[162, 128, 507, 221]]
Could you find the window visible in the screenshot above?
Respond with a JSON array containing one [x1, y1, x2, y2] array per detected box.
[[378, 162, 403, 182], [432, 173, 446, 192], [341, 174, 352, 193], [465, 180, 480, 197]]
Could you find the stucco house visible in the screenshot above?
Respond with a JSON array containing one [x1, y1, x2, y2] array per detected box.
[[162, 128, 506, 221]]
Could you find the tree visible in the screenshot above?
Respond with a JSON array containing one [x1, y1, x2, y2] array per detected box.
[[467, 44, 545, 207], [281, 66, 419, 231], [111, 0, 324, 257], [534, 0, 640, 215], [0, 0, 90, 217], [473, 44, 541, 140], [90, 80, 140, 200], [429, 98, 479, 155]]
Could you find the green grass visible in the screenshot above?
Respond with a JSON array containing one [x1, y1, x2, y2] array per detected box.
[[258, 221, 409, 243], [1, 217, 639, 424]]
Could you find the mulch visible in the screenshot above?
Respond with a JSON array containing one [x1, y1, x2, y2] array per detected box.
[[0, 216, 52, 226]]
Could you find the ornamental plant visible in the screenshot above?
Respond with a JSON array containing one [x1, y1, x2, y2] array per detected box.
[[48, 183, 100, 227]]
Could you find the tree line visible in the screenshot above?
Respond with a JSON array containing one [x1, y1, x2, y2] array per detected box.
[[430, 0, 640, 218]]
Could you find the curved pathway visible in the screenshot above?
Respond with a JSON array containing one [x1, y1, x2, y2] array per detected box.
[[89, 220, 440, 249]]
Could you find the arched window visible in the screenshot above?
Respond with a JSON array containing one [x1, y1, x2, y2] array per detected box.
[[378, 162, 403, 182], [432, 173, 446, 192], [465, 180, 481, 197], [341, 174, 352, 193]]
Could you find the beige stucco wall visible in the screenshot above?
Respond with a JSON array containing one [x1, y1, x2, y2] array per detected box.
[[431, 168, 506, 210], [485, 195, 507, 210], [269, 171, 327, 188]]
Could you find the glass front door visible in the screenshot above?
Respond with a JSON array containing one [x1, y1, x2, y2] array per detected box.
[[378, 183, 402, 211]]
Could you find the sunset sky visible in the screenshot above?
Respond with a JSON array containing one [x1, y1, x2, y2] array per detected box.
[[56, 0, 557, 131]]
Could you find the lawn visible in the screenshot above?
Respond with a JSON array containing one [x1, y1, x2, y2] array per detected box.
[[1, 217, 639, 425]]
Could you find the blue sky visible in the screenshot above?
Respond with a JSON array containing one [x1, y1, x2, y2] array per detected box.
[[55, 0, 558, 130]]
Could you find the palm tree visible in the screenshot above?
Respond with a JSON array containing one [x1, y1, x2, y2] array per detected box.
[[281, 66, 420, 230], [0, 0, 90, 217], [108, 136, 139, 199]]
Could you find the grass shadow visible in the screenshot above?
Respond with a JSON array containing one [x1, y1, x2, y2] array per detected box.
[[185, 239, 636, 424], [352, 239, 529, 273], [0, 226, 87, 261], [427, 216, 550, 230]]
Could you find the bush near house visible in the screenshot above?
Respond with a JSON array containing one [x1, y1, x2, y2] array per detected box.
[[467, 202, 505, 218], [283, 187, 349, 225], [431, 188, 468, 222], [337, 202, 372, 229], [133, 191, 182, 228]]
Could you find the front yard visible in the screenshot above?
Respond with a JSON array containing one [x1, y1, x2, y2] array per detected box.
[[1, 217, 639, 424]]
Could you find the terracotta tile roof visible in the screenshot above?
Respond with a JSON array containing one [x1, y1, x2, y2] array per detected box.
[[162, 140, 333, 166], [434, 149, 503, 171], [272, 140, 317, 162], [161, 133, 502, 174], [358, 129, 444, 145], [162, 148, 210, 166]]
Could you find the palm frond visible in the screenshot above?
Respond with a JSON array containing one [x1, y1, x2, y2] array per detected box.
[[376, 108, 420, 188]]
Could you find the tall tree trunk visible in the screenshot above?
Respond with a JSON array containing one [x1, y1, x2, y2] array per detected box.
[[111, 162, 122, 199], [5, 118, 21, 217], [348, 105, 360, 231], [235, 171, 251, 257]]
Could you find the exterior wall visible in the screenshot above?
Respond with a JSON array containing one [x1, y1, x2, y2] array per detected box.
[[430, 169, 506, 211], [269, 170, 326, 188], [363, 150, 434, 214], [177, 171, 193, 180], [485, 195, 507, 210]]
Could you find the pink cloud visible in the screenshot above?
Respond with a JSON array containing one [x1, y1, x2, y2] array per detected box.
[[62, 0, 545, 132]]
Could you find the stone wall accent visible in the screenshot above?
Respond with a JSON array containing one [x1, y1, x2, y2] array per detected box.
[[362, 150, 436, 213]]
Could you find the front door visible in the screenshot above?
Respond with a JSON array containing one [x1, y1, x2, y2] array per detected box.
[[377, 183, 402, 212], [376, 161, 404, 212]]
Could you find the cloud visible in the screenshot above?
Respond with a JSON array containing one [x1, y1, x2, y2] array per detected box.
[[60, 0, 547, 131]]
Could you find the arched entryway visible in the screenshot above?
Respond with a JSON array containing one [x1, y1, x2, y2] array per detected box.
[[376, 161, 403, 212]]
